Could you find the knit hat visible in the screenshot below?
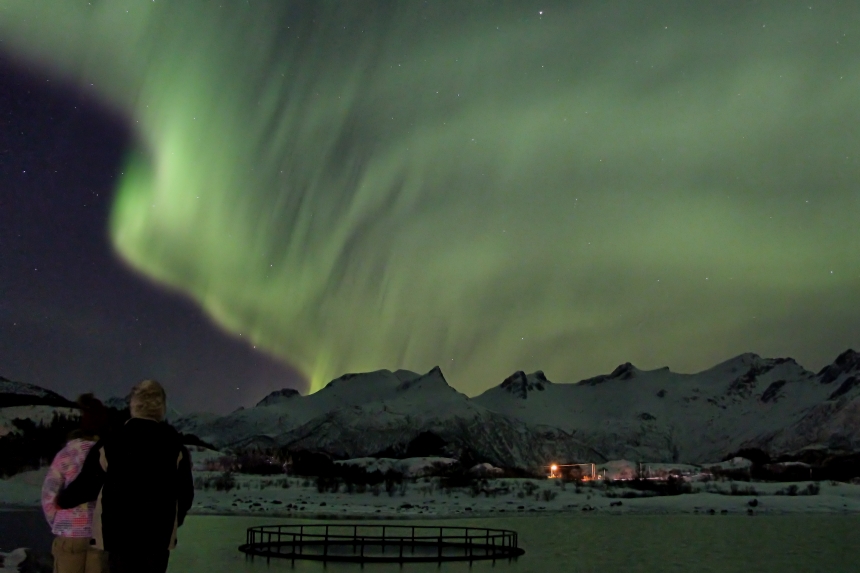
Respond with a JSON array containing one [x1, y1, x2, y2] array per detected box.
[[129, 379, 167, 422]]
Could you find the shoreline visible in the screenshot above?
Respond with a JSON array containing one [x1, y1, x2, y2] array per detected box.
[[5, 504, 860, 520], [4, 468, 859, 519]]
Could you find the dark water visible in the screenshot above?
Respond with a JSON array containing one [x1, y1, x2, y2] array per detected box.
[[3, 512, 859, 572], [0, 509, 53, 554], [167, 514, 860, 573]]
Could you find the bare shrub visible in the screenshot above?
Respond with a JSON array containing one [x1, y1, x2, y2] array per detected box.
[[775, 483, 819, 496], [522, 481, 539, 496], [214, 471, 236, 492], [729, 482, 759, 496]]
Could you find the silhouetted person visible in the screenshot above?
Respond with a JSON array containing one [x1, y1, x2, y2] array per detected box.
[[42, 393, 109, 573], [57, 380, 194, 573]]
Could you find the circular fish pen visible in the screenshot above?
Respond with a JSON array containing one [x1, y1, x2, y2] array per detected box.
[[238, 524, 525, 563]]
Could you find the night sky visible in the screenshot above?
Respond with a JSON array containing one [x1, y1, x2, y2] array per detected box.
[[0, 1, 858, 410], [0, 58, 305, 412]]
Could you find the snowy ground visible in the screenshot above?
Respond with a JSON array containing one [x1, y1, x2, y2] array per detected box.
[[0, 406, 77, 437], [4, 466, 859, 518]]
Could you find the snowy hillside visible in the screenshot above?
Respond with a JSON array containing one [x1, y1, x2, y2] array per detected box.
[[473, 351, 860, 463], [0, 376, 74, 408], [173, 368, 423, 447], [758, 350, 860, 454], [3, 349, 859, 470], [176, 367, 600, 468], [172, 351, 860, 467]]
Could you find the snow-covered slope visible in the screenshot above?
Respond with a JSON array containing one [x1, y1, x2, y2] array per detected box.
[[176, 366, 600, 469], [760, 350, 860, 454], [273, 367, 601, 468], [173, 368, 414, 447], [0, 376, 75, 408], [5, 349, 859, 470], [473, 351, 860, 463], [0, 376, 79, 437]]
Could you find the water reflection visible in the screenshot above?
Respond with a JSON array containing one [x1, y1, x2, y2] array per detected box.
[[168, 514, 860, 573]]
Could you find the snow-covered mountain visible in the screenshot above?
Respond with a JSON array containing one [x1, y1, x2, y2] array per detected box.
[[175, 350, 860, 467], [0, 376, 75, 408], [758, 350, 860, 454], [175, 366, 598, 468], [473, 351, 860, 463], [4, 349, 859, 470]]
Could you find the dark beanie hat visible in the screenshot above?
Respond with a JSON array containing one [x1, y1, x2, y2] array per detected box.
[[77, 393, 108, 435]]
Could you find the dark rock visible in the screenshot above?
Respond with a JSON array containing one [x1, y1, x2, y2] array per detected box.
[[255, 388, 301, 407], [405, 431, 448, 458], [827, 376, 860, 401], [580, 363, 637, 386], [760, 380, 787, 403], [501, 370, 549, 400], [611, 363, 637, 380], [818, 349, 860, 384]]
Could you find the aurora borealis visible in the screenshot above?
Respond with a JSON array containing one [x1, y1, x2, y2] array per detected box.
[[1, 1, 859, 401]]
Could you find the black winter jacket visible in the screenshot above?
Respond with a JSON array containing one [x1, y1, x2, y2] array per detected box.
[[57, 418, 194, 552]]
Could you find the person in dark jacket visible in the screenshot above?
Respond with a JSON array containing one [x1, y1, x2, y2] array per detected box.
[[57, 380, 194, 573]]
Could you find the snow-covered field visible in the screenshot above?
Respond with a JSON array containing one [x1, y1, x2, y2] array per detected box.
[[4, 466, 859, 518], [0, 406, 77, 437]]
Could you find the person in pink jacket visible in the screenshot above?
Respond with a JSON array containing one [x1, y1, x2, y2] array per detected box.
[[41, 394, 109, 573]]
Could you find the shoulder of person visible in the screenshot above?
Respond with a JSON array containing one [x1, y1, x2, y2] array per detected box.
[[65, 437, 97, 450], [148, 420, 184, 447]]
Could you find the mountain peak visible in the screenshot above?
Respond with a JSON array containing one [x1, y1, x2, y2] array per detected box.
[[396, 366, 453, 393], [722, 353, 763, 368], [0, 376, 75, 408], [393, 369, 421, 383], [610, 362, 638, 379], [323, 369, 396, 390], [427, 365, 444, 377], [256, 388, 301, 407], [706, 353, 803, 379], [499, 370, 549, 399], [578, 362, 640, 386], [818, 349, 860, 384]]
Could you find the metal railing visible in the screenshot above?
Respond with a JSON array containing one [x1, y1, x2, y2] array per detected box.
[[238, 523, 525, 563]]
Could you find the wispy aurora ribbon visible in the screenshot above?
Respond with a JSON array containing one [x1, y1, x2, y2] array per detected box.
[[2, 1, 858, 392]]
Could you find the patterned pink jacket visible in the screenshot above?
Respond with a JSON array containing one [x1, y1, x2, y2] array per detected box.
[[41, 438, 97, 537]]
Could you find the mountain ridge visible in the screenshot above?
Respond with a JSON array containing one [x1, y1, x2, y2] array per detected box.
[[3, 349, 859, 469]]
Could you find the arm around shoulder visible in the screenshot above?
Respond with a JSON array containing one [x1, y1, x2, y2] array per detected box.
[[56, 442, 106, 509]]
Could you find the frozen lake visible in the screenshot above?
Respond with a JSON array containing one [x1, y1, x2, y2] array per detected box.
[[3, 511, 858, 572]]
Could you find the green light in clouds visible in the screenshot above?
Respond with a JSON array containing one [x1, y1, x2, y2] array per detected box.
[[1, 1, 858, 392]]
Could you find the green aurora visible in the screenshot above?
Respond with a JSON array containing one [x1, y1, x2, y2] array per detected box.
[[1, 1, 858, 394]]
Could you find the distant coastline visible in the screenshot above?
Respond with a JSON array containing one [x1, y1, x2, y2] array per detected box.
[[4, 467, 859, 520]]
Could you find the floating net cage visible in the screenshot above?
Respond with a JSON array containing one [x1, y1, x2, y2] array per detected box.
[[238, 524, 525, 563]]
